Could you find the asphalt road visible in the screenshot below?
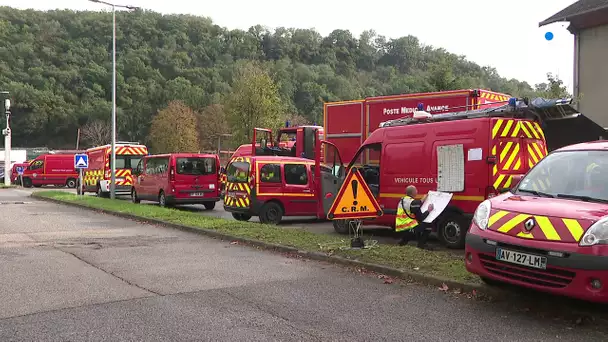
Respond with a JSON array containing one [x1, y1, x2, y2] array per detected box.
[[2, 187, 608, 341]]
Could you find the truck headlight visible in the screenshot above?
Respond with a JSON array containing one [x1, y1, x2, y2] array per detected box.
[[473, 200, 491, 230], [580, 216, 608, 246]]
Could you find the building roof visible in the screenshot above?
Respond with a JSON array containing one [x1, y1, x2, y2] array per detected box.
[[539, 0, 608, 27]]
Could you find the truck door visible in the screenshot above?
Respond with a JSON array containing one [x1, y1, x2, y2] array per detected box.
[[314, 141, 345, 218]]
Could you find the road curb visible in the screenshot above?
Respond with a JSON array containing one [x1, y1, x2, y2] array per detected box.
[[31, 193, 504, 297]]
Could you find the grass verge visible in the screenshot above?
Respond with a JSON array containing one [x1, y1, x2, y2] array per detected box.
[[33, 190, 478, 284], [0, 184, 15, 189]]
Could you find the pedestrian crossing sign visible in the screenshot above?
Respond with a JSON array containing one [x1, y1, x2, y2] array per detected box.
[[327, 168, 383, 220], [74, 154, 89, 169]]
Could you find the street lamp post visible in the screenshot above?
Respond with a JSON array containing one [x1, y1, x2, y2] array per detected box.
[[1, 91, 10, 186], [88, 0, 138, 199]]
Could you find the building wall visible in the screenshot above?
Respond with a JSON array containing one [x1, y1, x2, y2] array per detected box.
[[577, 24, 608, 127]]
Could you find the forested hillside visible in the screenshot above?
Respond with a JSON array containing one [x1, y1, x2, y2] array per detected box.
[[0, 6, 567, 149]]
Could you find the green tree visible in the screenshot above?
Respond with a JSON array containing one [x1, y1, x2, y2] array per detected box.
[[148, 101, 200, 153], [534, 73, 572, 99], [198, 103, 229, 151], [225, 61, 283, 144], [0, 6, 551, 149]]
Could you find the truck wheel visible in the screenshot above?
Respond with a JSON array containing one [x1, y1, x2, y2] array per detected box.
[[232, 213, 252, 221], [131, 188, 140, 204], [97, 185, 108, 198], [33, 184, 42, 188], [204, 202, 216, 210], [259, 202, 283, 225], [22, 177, 32, 188], [437, 213, 468, 249], [333, 219, 350, 234], [66, 178, 77, 188]]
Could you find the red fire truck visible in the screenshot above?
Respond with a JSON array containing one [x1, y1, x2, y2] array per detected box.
[[333, 98, 600, 249], [324, 89, 511, 163], [81, 142, 149, 197]]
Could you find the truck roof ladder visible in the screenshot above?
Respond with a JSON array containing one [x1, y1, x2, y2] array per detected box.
[[379, 97, 579, 128]]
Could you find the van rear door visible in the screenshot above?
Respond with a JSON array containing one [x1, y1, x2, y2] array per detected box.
[[490, 119, 548, 191], [224, 157, 252, 208], [173, 155, 219, 199]]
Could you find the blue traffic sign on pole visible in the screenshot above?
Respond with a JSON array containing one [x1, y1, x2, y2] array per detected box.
[[16, 166, 24, 175], [74, 154, 89, 169]]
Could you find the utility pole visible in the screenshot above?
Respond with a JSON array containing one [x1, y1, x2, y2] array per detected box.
[[88, 0, 139, 199], [1, 91, 10, 186]]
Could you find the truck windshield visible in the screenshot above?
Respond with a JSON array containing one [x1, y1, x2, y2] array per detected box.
[[176, 157, 215, 175], [226, 161, 250, 183], [515, 150, 608, 203]]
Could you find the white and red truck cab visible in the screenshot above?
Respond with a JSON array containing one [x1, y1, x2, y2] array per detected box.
[[465, 140, 608, 303]]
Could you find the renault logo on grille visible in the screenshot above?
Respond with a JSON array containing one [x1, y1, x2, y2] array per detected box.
[[524, 218, 536, 231]]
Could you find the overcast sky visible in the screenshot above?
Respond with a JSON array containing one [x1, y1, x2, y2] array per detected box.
[[4, 0, 576, 93]]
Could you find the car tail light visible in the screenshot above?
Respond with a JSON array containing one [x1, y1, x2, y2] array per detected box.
[[170, 166, 175, 181]]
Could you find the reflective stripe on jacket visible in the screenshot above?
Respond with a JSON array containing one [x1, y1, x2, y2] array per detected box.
[[395, 196, 418, 232]]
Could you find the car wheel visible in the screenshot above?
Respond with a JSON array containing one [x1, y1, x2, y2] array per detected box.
[[22, 177, 32, 188], [66, 178, 77, 188], [131, 188, 140, 204], [333, 219, 350, 234], [204, 202, 216, 210], [232, 213, 252, 221], [259, 202, 283, 225], [158, 191, 167, 207], [437, 213, 468, 249]]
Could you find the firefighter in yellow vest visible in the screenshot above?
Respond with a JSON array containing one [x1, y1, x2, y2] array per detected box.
[[396, 185, 434, 249]]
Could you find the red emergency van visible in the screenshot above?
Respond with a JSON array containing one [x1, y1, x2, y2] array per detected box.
[[223, 141, 344, 223], [465, 140, 608, 303], [220, 125, 325, 195], [10, 162, 29, 185], [83, 142, 148, 197], [334, 98, 591, 249], [131, 153, 221, 209], [21, 154, 78, 188]]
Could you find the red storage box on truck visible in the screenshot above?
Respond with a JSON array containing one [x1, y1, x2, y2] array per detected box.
[[324, 89, 511, 163]]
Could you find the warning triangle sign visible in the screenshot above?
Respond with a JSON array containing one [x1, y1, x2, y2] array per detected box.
[[327, 168, 383, 220], [76, 157, 87, 167]]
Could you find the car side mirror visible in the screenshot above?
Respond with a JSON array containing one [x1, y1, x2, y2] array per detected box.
[[500, 174, 525, 193], [511, 174, 524, 187]]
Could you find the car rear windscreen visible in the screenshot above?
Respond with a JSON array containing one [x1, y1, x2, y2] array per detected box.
[[226, 161, 250, 183], [176, 157, 216, 175]]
